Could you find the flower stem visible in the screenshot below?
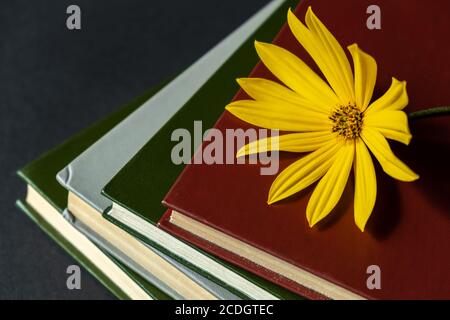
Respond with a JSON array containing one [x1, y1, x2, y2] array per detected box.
[[408, 106, 450, 121]]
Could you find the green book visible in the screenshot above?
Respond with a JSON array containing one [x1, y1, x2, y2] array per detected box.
[[17, 84, 172, 300], [102, 0, 301, 299]]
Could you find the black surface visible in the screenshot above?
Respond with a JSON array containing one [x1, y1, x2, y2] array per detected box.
[[0, 0, 270, 299]]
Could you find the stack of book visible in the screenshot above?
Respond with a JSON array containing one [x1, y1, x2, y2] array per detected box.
[[16, 0, 450, 300]]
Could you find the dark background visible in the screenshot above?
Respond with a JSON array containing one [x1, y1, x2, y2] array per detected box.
[[0, 0, 270, 299]]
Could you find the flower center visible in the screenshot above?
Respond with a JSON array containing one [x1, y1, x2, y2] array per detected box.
[[330, 104, 363, 140]]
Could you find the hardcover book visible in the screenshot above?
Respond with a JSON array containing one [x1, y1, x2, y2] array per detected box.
[[16, 84, 173, 300], [102, 0, 301, 300], [160, 0, 450, 299]]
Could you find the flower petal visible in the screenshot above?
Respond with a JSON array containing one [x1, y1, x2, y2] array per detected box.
[[364, 110, 412, 145], [365, 78, 408, 116], [268, 140, 342, 204], [225, 99, 330, 132], [254, 41, 339, 111], [237, 78, 327, 114], [348, 44, 377, 111], [361, 127, 419, 182], [287, 8, 354, 104], [306, 142, 354, 227], [354, 138, 377, 232], [237, 131, 336, 157]]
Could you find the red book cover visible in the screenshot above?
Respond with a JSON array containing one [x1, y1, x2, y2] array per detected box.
[[161, 0, 450, 299]]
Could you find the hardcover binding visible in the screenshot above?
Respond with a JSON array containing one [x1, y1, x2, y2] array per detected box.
[[161, 0, 450, 299], [159, 210, 325, 300]]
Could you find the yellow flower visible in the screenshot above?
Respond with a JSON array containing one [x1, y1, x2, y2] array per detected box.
[[225, 7, 419, 231]]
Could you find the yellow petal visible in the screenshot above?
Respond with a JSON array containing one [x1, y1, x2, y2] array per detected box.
[[268, 140, 342, 204], [254, 41, 339, 111], [305, 7, 355, 102], [361, 127, 419, 182], [306, 142, 354, 227], [237, 131, 336, 157], [354, 139, 377, 232], [287, 9, 345, 103], [348, 44, 377, 111], [289, 7, 355, 104], [226, 99, 330, 132], [237, 78, 327, 114], [365, 78, 408, 116], [364, 110, 412, 145]]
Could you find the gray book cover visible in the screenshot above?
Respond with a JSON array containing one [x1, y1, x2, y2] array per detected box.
[[57, 0, 284, 300]]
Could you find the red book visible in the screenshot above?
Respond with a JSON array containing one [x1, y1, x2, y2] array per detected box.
[[160, 0, 450, 299]]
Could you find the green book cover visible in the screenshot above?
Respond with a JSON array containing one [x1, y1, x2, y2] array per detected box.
[[17, 84, 171, 300], [102, 0, 301, 300]]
